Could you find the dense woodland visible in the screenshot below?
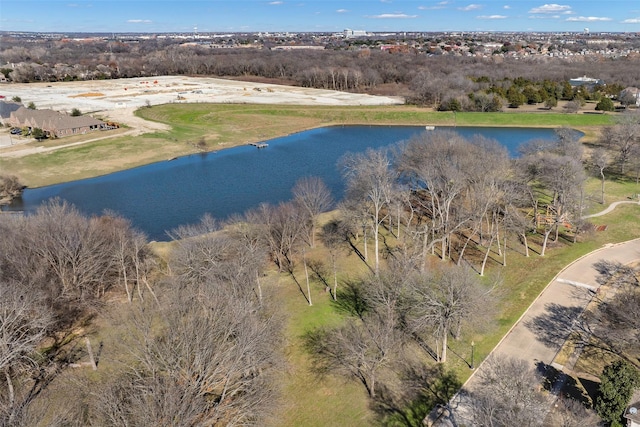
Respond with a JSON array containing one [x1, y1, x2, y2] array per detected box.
[[2, 36, 640, 111], [2, 107, 640, 425]]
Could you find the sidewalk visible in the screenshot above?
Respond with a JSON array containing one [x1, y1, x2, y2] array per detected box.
[[437, 236, 640, 426]]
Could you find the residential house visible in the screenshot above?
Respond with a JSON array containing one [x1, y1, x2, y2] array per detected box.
[[569, 75, 605, 88], [0, 101, 23, 125], [625, 401, 640, 427], [620, 87, 640, 107], [7, 107, 106, 138]]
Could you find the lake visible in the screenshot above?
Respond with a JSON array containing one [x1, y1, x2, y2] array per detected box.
[[7, 126, 562, 240]]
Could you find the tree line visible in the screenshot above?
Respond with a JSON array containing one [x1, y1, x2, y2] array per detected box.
[[3, 38, 640, 111]]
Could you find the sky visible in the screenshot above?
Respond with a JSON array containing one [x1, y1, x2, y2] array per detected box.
[[1, 1, 639, 34]]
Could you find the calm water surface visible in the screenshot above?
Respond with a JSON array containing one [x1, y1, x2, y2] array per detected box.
[[9, 126, 561, 240]]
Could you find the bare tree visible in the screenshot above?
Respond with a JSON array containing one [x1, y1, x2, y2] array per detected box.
[[591, 286, 640, 365], [305, 310, 404, 398], [0, 280, 53, 425], [397, 131, 471, 262], [540, 154, 586, 242], [469, 356, 548, 427], [545, 396, 602, 427], [406, 266, 496, 363], [169, 214, 268, 304], [600, 111, 640, 174], [319, 219, 348, 301], [292, 176, 333, 248], [590, 147, 610, 204], [224, 214, 270, 305], [341, 148, 395, 275], [93, 274, 284, 427], [249, 201, 309, 273], [29, 200, 119, 303], [0, 175, 25, 204], [100, 212, 152, 303], [519, 134, 587, 246]]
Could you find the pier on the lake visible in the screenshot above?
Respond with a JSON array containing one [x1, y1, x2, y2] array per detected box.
[[249, 142, 269, 148]]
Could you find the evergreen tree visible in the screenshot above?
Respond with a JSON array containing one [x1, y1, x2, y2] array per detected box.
[[595, 97, 615, 112], [31, 127, 45, 140], [562, 81, 574, 100], [507, 86, 525, 108], [595, 360, 640, 425]]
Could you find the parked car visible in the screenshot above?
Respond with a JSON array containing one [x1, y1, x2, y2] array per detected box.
[[10, 128, 21, 134]]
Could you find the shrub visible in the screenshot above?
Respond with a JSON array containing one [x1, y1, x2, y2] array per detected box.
[[595, 97, 615, 112]]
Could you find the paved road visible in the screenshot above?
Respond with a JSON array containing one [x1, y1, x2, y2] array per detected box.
[[434, 227, 640, 425]]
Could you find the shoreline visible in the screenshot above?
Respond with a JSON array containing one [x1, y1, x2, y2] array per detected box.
[[1, 102, 610, 189]]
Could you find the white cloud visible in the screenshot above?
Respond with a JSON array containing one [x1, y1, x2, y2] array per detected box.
[[529, 4, 572, 14], [622, 17, 640, 24], [368, 13, 418, 19], [458, 4, 482, 12], [418, 3, 448, 10], [127, 19, 152, 23], [566, 16, 612, 22], [380, 0, 393, 3], [269, 1, 283, 4], [503, 5, 511, 10], [336, 9, 348, 13], [528, 14, 561, 19], [478, 15, 508, 20]]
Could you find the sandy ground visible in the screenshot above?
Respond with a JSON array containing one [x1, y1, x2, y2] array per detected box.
[[0, 75, 404, 154]]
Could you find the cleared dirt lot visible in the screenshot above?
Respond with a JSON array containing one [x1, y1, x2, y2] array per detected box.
[[0, 76, 403, 152], [2, 76, 402, 124]]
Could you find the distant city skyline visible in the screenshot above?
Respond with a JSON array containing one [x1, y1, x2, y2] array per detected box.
[[1, 1, 638, 34]]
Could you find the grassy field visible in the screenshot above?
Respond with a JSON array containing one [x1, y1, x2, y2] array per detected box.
[[0, 104, 612, 187]]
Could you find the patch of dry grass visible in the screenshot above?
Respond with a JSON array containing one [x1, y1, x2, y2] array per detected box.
[[69, 92, 105, 97]]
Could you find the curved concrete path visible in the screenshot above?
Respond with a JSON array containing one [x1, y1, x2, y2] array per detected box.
[[583, 199, 640, 219], [436, 206, 640, 426]]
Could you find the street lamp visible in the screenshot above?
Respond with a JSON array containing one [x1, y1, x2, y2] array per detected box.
[[470, 341, 475, 370]]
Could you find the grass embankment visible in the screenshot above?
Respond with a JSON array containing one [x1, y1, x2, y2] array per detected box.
[[0, 104, 612, 188]]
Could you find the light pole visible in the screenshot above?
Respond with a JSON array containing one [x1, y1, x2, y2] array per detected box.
[[470, 341, 475, 370]]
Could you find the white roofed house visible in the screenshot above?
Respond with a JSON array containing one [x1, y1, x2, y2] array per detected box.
[[619, 87, 640, 107], [626, 401, 640, 427], [7, 107, 106, 138], [569, 75, 605, 88]]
